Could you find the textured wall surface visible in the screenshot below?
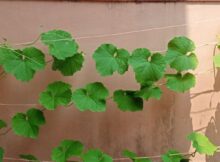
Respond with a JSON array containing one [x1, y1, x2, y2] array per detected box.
[[0, 1, 220, 162]]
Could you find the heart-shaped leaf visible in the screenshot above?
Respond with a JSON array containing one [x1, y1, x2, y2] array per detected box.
[[41, 30, 78, 60], [162, 150, 184, 162], [165, 73, 196, 93], [0, 120, 7, 129], [72, 82, 109, 112], [51, 140, 84, 162], [135, 85, 162, 100], [188, 132, 218, 156], [39, 81, 72, 110], [11, 108, 45, 138], [165, 36, 198, 71], [93, 44, 130, 76], [0, 46, 46, 82], [82, 149, 113, 162], [52, 53, 84, 76], [113, 90, 143, 111], [128, 48, 166, 85]]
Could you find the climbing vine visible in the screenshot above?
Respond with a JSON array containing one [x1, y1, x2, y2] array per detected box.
[[0, 29, 219, 162]]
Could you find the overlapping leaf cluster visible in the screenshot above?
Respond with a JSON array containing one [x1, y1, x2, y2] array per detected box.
[[0, 30, 84, 81], [0, 29, 206, 162], [93, 37, 198, 112], [41, 30, 84, 76], [0, 30, 198, 113]]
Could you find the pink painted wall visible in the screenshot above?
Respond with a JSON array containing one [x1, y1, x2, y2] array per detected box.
[[0, 1, 220, 162]]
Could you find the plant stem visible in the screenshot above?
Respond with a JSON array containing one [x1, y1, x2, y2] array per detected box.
[[107, 96, 113, 100], [46, 59, 53, 64], [13, 35, 40, 47], [0, 127, 12, 136], [0, 71, 6, 80]]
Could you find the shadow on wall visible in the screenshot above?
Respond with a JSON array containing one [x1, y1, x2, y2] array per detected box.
[[205, 69, 220, 162]]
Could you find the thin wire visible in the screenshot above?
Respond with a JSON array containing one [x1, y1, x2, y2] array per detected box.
[[0, 18, 220, 161], [2, 40, 217, 70], [0, 64, 216, 107], [0, 39, 217, 91], [12, 36, 40, 47], [113, 152, 193, 161], [0, 17, 218, 68], [74, 17, 220, 40], [9, 17, 220, 47], [194, 68, 214, 76], [0, 103, 39, 106], [3, 157, 51, 162], [2, 151, 194, 162], [154, 41, 218, 53]]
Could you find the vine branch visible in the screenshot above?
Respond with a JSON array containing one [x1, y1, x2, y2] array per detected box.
[[0, 128, 12, 136], [13, 35, 40, 47]]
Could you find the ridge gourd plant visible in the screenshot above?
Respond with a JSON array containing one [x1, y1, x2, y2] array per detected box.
[[0, 29, 219, 162]]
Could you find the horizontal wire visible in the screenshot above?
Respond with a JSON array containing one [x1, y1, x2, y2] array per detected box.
[[74, 17, 220, 40], [0, 66, 216, 107], [0, 18, 218, 68], [2, 151, 195, 162], [0, 40, 217, 69], [8, 17, 220, 47], [0, 103, 39, 106], [1, 18, 220, 162], [3, 157, 51, 162], [153, 41, 217, 53]]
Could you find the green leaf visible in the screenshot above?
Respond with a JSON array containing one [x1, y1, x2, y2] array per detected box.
[[82, 149, 113, 162], [169, 53, 198, 72], [167, 36, 195, 55], [0, 120, 7, 129], [27, 108, 46, 126], [51, 140, 84, 162], [11, 108, 45, 138], [0, 46, 18, 65], [113, 90, 143, 111], [188, 132, 218, 155], [52, 53, 84, 76], [0, 147, 4, 162], [39, 81, 72, 110], [135, 85, 162, 100], [19, 154, 39, 162], [162, 150, 184, 162], [93, 44, 130, 76], [41, 30, 78, 60], [72, 82, 109, 112], [1, 47, 46, 82], [122, 149, 152, 162], [165, 73, 196, 93], [128, 48, 166, 85], [165, 36, 198, 71], [213, 54, 220, 67], [122, 149, 137, 159]]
